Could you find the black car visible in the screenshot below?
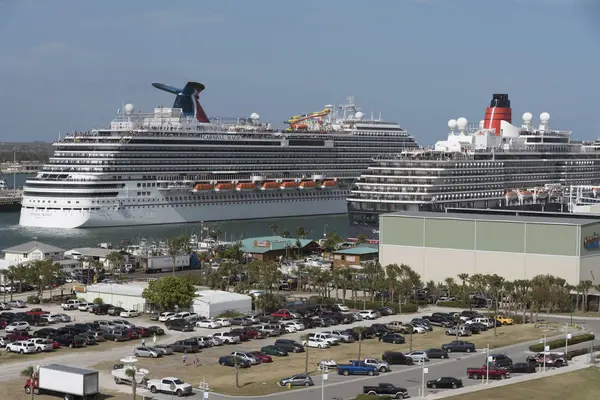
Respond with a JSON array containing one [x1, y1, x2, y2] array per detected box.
[[425, 315, 454, 328], [55, 334, 86, 348], [147, 326, 165, 335], [489, 354, 513, 368], [382, 351, 414, 365], [510, 362, 536, 374], [466, 322, 485, 333], [425, 348, 449, 359], [219, 355, 251, 368], [441, 341, 476, 353], [92, 304, 111, 315], [165, 319, 194, 332], [376, 307, 395, 316], [379, 333, 405, 344], [170, 339, 199, 353], [426, 377, 463, 389], [274, 339, 304, 353], [33, 328, 58, 339], [460, 310, 481, 319]]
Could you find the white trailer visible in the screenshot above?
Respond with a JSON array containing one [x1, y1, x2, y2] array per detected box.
[[25, 364, 99, 400], [141, 255, 190, 273]]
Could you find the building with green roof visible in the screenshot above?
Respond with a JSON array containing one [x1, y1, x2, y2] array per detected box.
[[332, 244, 379, 267], [240, 236, 320, 261]]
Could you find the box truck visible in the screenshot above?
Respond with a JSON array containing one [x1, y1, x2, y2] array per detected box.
[[24, 364, 99, 399]]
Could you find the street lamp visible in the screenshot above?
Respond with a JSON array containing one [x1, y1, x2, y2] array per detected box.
[[321, 366, 328, 400], [420, 362, 428, 398], [39, 275, 44, 300]]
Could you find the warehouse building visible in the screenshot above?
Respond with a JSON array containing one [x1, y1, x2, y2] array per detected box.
[[83, 281, 252, 316], [379, 211, 600, 286]]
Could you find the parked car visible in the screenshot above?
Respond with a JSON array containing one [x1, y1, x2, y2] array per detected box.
[[165, 319, 194, 332], [382, 351, 414, 366], [55, 334, 86, 348], [103, 330, 129, 342], [147, 326, 165, 336], [358, 310, 379, 320], [278, 374, 314, 387], [426, 377, 463, 389], [154, 344, 174, 355], [25, 338, 54, 352], [356, 358, 391, 373], [214, 318, 232, 327], [337, 361, 378, 376], [8, 300, 26, 309], [196, 319, 221, 329], [230, 351, 260, 365], [405, 350, 430, 363], [379, 333, 405, 344], [363, 383, 409, 399], [510, 362, 537, 373], [467, 365, 511, 380], [6, 341, 36, 354], [441, 340, 476, 353], [526, 352, 567, 368], [302, 338, 330, 349], [488, 354, 513, 368], [218, 355, 251, 368], [445, 326, 472, 337], [158, 312, 176, 322], [134, 346, 162, 358], [274, 339, 304, 353], [120, 310, 140, 318], [170, 339, 199, 353], [425, 348, 449, 359], [213, 332, 240, 344], [6, 321, 30, 333], [260, 345, 288, 356]]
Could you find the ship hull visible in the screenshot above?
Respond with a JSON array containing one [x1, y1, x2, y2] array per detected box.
[[20, 190, 349, 228]]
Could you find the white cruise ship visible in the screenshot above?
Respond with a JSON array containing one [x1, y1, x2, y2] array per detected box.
[[19, 81, 419, 228], [347, 94, 600, 226]]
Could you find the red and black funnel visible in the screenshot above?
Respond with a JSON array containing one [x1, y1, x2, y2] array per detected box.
[[483, 94, 512, 136]]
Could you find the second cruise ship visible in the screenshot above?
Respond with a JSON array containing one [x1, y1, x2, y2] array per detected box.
[[20, 81, 418, 228], [348, 94, 600, 226]]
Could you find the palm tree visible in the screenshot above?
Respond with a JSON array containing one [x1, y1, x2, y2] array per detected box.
[[295, 226, 307, 239], [21, 366, 36, 400], [301, 333, 310, 374], [406, 324, 414, 352], [280, 230, 290, 238], [124, 368, 137, 399], [581, 280, 593, 312], [486, 274, 505, 337], [355, 234, 369, 245], [457, 273, 469, 300], [168, 235, 190, 275], [232, 355, 242, 388], [269, 223, 279, 235], [106, 251, 125, 274], [353, 326, 367, 360]]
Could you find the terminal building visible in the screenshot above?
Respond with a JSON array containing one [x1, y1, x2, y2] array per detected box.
[[378, 210, 600, 286]]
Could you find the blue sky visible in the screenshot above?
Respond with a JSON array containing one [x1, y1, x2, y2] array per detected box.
[[0, 0, 599, 144]]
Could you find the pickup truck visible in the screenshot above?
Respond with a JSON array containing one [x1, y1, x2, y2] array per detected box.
[[351, 358, 391, 373], [467, 365, 511, 380], [363, 383, 409, 399], [146, 377, 193, 397], [337, 361, 378, 376], [61, 300, 82, 310], [26, 308, 50, 316]]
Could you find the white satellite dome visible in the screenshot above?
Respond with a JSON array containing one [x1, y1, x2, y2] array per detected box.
[[522, 112, 533, 122], [456, 117, 468, 131], [479, 120, 485, 129], [250, 112, 260, 120], [540, 112, 550, 123], [448, 119, 457, 130], [124, 103, 134, 115], [354, 111, 364, 120]]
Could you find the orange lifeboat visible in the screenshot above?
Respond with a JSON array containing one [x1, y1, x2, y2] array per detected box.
[[193, 183, 214, 192], [593, 187, 600, 197], [320, 180, 337, 189], [261, 182, 279, 191], [299, 181, 316, 190], [504, 190, 517, 201], [280, 181, 299, 190], [215, 183, 235, 192], [236, 183, 256, 191], [517, 189, 533, 200]]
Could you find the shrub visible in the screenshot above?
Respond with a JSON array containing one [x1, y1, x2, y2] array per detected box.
[[354, 395, 392, 400], [216, 310, 245, 318], [41, 298, 51, 304], [529, 333, 596, 352], [93, 297, 103, 305], [400, 303, 418, 313], [436, 301, 468, 308], [305, 296, 418, 314], [27, 295, 40, 304]]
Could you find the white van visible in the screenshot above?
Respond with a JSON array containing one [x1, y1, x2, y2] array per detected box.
[[61, 299, 82, 310], [310, 332, 340, 346], [467, 317, 494, 328]]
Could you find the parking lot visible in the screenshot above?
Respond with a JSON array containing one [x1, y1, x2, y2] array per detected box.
[[0, 301, 583, 399]]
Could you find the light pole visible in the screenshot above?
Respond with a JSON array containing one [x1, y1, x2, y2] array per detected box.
[[321, 366, 328, 400], [565, 324, 571, 355], [486, 344, 490, 384], [540, 335, 548, 373], [39, 275, 44, 300], [420, 361, 428, 398]]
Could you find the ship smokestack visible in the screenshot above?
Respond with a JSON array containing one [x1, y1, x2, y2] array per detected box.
[[483, 94, 512, 136]]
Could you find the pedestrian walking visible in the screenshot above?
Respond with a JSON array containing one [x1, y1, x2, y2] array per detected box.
[[141, 338, 145, 347], [152, 333, 157, 346], [182, 354, 187, 365], [193, 355, 199, 367]]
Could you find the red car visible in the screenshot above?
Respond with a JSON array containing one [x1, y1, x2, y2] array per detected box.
[[124, 329, 140, 340], [7, 332, 30, 342], [51, 340, 61, 349], [26, 308, 50, 316], [249, 351, 273, 363], [271, 309, 293, 319], [133, 327, 150, 337], [0, 319, 8, 329], [244, 328, 264, 339]]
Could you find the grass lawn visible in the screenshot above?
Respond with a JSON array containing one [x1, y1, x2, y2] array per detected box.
[[92, 323, 562, 396], [443, 368, 600, 400]]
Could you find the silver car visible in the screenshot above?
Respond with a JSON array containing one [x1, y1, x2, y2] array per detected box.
[[405, 350, 430, 363], [445, 326, 472, 337], [133, 346, 161, 358], [153, 344, 174, 355]]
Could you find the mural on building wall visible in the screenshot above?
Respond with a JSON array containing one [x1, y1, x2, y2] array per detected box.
[[583, 232, 600, 251]]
